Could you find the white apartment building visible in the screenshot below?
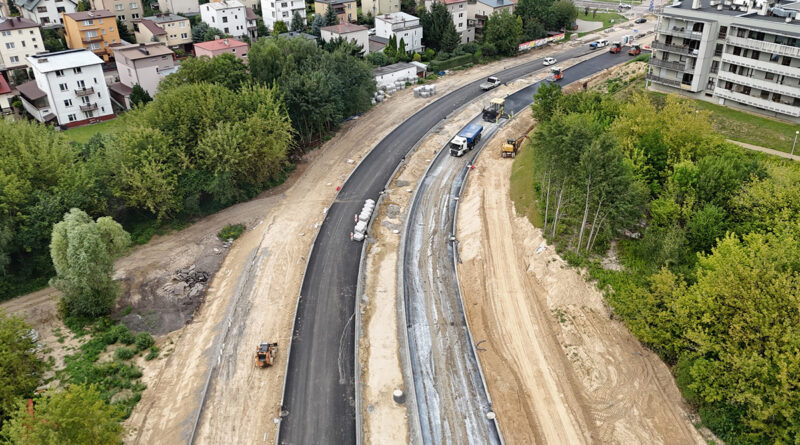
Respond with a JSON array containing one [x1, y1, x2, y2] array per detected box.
[[157, 0, 198, 14], [201, 0, 247, 37], [261, 0, 305, 29], [649, 0, 800, 122], [14, 0, 78, 26], [90, 0, 143, 25], [361, 0, 399, 17], [375, 11, 422, 52], [18, 49, 114, 127], [0, 16, 43, 70]]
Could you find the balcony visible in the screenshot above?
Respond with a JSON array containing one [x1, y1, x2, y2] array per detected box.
[[74, 87, 94, 96], [82, 35, 103, 43], [660, 26, 703, 41], [646, 72, 681, 87], [650, 57, 686, 71], [717, 71, 800, 99], [652, 41, 699, 57], [726, 35, 800, 59], [714, 87, 800, 117], [80, 102, 98, 112], [721, 53, 800, 80]]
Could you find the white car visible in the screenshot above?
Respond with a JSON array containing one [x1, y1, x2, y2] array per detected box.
[[543, 57, 557, 66], [619, 3, 632, 8]]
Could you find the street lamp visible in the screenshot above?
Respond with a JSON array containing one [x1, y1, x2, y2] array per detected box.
[[792, 130, 799, 156]]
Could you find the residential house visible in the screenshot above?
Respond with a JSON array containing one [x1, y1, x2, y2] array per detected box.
[[244, 6, 257, 39], [90, 0, 144, 27], [0, 74, 12, 113], [361, 0, 399, 18], [14, 0, 78, 26], [63, 10, 121, 62], [194, 36, 247, 59], [372, 61, 416, 88], [261, 0, 304, 30], [18, 49, 114, 127], [649, 0, 800, 122], [320, 22, 369, 53], [133, 14, 191, 50], [0, 1, 11, 17], [157, 0, 198, 14], [443, 0, 472, 43], [109, 41, 173, 107], [468, 0, 513, 40], [0, 16, 44, 71], [211, 0, 256, 10], [200, 0, 247, 37], [375, 12, 422, 52], [314, 0, 356, 23]]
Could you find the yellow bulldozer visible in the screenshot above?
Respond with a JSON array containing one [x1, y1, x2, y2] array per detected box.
[[255, 342, 278, 368]]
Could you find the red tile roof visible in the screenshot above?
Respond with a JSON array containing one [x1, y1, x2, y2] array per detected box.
[[245, 7, 259, 20], [138, 19, 167, 36], [194, 38, 249, 51], [320, 22, 368, 34], [0, 16, 38, 31], [0, 76, 11, 95]]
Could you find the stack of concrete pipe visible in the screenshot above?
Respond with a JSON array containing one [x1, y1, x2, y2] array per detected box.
[[352, 199, 376, 242], [413, 84, 437, 98]]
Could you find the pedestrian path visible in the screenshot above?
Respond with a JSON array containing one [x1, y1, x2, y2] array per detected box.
[[728, 139, 799, 161]]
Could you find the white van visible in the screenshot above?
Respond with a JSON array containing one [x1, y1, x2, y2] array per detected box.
[[590, 39, 609, 49]]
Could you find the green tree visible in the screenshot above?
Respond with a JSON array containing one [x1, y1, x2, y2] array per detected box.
[[290, 10, 305, 32], [685, 203, 727, 253], [383, 34, 397, 59], [311, 13, 325, 37], [420, 2, 459, 52], [49, 209, 130, 318], [129, 84, 152, 107], [396, 37, 408, 61], [0, 384, 124, 445], [77, 0, 90, 11], [323, 4, 339, 26], [191, 22, 210, 42], [483, 10, 522, 56], [400, 0, 416, 15], [545, 0, 577, 30], [42, 28, 66, 51], [531, 81, 563, 121], [273, 20, 289, 34], [116, 19, 135, 43], [0, 310, 47, 421], [160, 53, 248, 91], [366, 51, 389, 66]]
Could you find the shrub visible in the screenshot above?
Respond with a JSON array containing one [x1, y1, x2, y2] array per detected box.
[[412, 53, 421, 62], [218, 223, 245, 241], [429, 54, 474, 72], [144, 347, 160, 361], [117, 328, 135, 345], [114, 347, 135, 360], [134, 333, 154, 351], [481, 43, 497, 57], [460, 42, 479, 54]]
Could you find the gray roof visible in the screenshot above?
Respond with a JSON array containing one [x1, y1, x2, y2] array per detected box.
[[372, 62, 416, 77], [666, 0, 800, 28], [278, 31, 317, 40], [141, 13, 187, 23], [0, 16, 38, 30], [476, 0, 513, 7]]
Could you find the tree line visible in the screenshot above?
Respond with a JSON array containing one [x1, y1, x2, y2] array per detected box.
[[528, 85, 800, 443]]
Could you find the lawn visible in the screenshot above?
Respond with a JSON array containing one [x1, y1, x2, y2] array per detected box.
[[576, 10, 628, 37], [63, 117, 127, 144], [509, 136, 543, 228]]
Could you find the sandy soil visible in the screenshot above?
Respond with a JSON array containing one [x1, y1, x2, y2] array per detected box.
[[456, 108, 706, 444]]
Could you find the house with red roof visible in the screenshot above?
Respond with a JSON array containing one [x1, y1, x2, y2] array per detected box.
[[193, 37, 249, 61]]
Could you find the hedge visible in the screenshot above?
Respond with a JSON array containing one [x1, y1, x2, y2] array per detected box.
[[429, 54, 475, 72]]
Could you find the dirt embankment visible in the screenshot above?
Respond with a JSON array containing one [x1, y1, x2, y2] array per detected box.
[[456, 108, 705, 444]]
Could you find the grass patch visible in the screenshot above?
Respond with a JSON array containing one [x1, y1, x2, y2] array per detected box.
[[218, 223, 245, 241], [577, 11, 628, 36], [62, 118, 127, 144], [509, 139, 543, 228]]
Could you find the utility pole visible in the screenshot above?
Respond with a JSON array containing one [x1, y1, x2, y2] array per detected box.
[[792, 130, 799, 156]]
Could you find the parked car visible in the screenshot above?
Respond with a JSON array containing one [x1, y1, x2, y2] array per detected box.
[[368, 28, 376, 35], [634, 17, 647, 23], [589, 39, 609, 49], [619, 3, 632, 8], [543, 57, 557, 66]]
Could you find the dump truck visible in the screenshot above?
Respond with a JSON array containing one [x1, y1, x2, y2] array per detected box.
[[255, 342, 278, 368], [609, 42, 623, 54], [482, 97, 505, 122], [449, 123, 483, 157], [628, 44, 642, 56], [480, 76, 501, 90], [548, 66, 564, 81]]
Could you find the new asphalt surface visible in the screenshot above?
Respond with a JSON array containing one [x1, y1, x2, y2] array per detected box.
[[277, 47, 636, 444]]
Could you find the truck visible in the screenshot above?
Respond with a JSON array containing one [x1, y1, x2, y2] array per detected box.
[[609, 41, 623, 54], [449, 123, 483, 157], [628, 44, 642, 56], [480, 76, 501, 90]]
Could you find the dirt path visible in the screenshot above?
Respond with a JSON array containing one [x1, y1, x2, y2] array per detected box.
[[456, 108, 705, 444]]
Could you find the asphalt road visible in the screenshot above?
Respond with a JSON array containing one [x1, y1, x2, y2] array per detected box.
[[277, 46, 634, 444]]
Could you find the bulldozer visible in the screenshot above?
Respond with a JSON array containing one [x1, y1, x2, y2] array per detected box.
[[548, 66, 564, 82], [502, 134, 529, 158], [482, 97, 505, 122], [255, 342, 278, 368]]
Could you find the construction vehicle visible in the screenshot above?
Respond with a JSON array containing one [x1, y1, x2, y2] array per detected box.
[[449, 123, 483, 156], [628, 44, 642, 56], [482, 97, 505, 122], [501, 125, 533, 158], [255, 342, 278, 368], [609, 41, 623, 54], [548, 66, 564, 81], [480, 76, 502, 90]]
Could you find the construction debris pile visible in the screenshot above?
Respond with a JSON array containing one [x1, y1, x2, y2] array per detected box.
[[170, 265, 209, 303]]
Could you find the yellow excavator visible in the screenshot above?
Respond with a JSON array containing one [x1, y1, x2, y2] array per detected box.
[[501, 125, 535, 158]]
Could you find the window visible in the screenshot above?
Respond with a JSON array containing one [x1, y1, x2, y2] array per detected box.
[[0, 31, 9, 37], [718, 26, 727, 39], [760, 90, 770, 99], [56, 6, 65, 12], [77, 79, 86, 88], [130, 2, 138, 8], [86, 30, 98, 38], [223, 16, 228, 23], [710, 60, 719, 73], [458, 12, 463, 17], [59, 83, 68, 91], [765, 72, 774, 80], [782, 56, 792, 66], [99, 19, 103, 24], [9, 56, 19, 63], [81, 95, 90, 104], [37, 6, 47, 12], [224, 27, 229, 33], [88, 42, 100, 50], [121, 14, 127, 19], [64, 99, 72, 106], [4, 42, 13, 49], [741, 86, 751, 95], [94, 77, 97, 84], [733, 46, 742, 56], [82, 19, 94, 26], [115, 3, 124, 10], [73, 67, 82, 74], [751, 50, 760, 60], [179, 21, 185, 27], [55, 69, 64, 77], [772, 92, 782, 102], [68, 114, 76, 122], [85, 110, 94, 118], [181, 32, 188, 38], [132, 13, 138, 18], [110, 27, 114, 32]]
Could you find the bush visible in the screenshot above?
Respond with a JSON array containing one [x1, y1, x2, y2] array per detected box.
[[481, 43, 497, 57], [218, 223, 245, 241], [366, 51, 389, 67], [422, 48, 435, 61], [412, 53, 421, 62], [460, 42, 479, 54], [434, 51, 451, 61], [114, 347, 135, 360], [429, 53, 474, 72], [144, 347, 160, 361], [134, 333, 155, 351]]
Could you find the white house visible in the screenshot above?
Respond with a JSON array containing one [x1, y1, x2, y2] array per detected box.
[[157, 0, 198, 14], [468, 0, 513, 40], [201, 0, 247, 38], [18, 49, 114, 127], [14, 0, 78, 26], [374, 12, 422, 53], [320, 22, 369, 54], [260, 0, 304, 30], [372, 62, 416, 88], [0, 16, 44, 71]]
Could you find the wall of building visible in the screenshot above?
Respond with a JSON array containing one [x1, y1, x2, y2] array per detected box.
[[117, 53, 173, 95], [21, 0, 77, 26], [157, 0, 199, 14], [31, 62, 113, 125], [64, 15, 121, 61], [314, 0, 357, 23], [261, 0, 305, 28], [201, 3, 247, 37], [373, 65, 415, 87], [92, 0, 143, 25], [0, 24, 43, 69], [321, 28, 369, 53], [361, 0, 399, 18]]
